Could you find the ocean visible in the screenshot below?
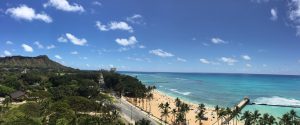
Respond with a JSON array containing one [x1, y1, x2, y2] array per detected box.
[[122, 71, 300, 117]]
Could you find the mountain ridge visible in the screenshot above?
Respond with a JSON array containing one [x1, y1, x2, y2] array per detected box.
[[0, 55, 73, 70]]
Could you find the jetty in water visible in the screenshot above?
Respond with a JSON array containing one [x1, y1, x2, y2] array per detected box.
[[249, 103, 300, 108], [213, 97, 250, 125]]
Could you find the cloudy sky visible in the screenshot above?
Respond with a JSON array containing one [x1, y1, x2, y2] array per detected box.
[[1, 0, 300, 75]]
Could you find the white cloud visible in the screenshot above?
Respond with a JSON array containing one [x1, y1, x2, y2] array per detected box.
[[220, 57, 237, 65], [115, 36, 138, 46], [34, 41, 44, 49], [47, 45, 55, 49], [95, 21, 133, 32], [127, 57, 144, 62], [149, 49, 174, 57], [242, 55, 251, 60], [92, 1, 102, 6], [270, 8, 278, 21], [139, 45, 146, 49], [44, 0, 84, 12], [177, 57, 187, 62], [289, 0, 300, 36], [200, 58, 210, 64], [251, 0, 269, 3], [109, 21, 133, 32], [95, 21, 108, 31], [65, 33, 87, 46], [71, 51, 78, 55], [202, 43, 210, 46], [246, 64, 252, 67], [6, 5, 52, 23], [6, 41, 13, 45], [118, 47, 130, 52], [55, 55, 62, 59], [126, 14, 144, 24], [57, 36, 68, 43], [22, 44, 34, 52], [211, 37, 227, 44], [4, 50, 12, 56]]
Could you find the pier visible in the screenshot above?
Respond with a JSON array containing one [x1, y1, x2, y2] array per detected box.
[[249, 103, 300, 108], [213, 97, 250, 125]]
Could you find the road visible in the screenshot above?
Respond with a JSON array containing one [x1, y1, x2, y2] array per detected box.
[[115, 97, 160, 125]]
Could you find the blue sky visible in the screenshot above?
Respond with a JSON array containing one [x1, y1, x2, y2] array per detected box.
[[1, 0, 300, 75]]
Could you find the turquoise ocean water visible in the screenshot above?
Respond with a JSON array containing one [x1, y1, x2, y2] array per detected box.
[[122, 72, 300, 117]]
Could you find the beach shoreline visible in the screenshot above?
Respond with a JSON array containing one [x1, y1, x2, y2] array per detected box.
[[126, 90, 242, 125]]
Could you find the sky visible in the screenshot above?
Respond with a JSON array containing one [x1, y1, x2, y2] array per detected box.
[[0, 0, 300, 75]]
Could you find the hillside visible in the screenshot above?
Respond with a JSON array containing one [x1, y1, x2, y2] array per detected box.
[[0, 55, 72, 70]]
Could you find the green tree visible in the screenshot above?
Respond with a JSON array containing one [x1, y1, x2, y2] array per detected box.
[[135, 118, 151, 125], [289, 109, 299, 124], [241, 111, 252, 125], [278, 113, 292, 125], [195, 110, 205, 125], [214, 105, 220, 125], [252, 110, 261, 125]]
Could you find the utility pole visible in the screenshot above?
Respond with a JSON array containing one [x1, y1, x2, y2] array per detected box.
[[131, 105, 133, 120]]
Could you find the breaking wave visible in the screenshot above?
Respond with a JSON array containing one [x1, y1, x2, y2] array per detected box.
[[253, 96, 300, 107], [169, 89, 191, 96], [175, 78, 187, 80]]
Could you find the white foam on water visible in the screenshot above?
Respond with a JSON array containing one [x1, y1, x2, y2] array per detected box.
[[175, 78, 187, 80], [253, 96, 300, 107], [169, 88, 191, 96]]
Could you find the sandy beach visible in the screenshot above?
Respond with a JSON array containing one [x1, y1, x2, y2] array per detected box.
[[126, 90, 242, 125]]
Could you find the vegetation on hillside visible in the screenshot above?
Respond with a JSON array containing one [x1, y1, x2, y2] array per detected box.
[[0, 64, 152, 125]]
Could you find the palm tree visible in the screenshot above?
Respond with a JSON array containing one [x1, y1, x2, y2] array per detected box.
[[175, 97, 181, 110], [198, 103, 206, 112], [240, 111, 252, 125], [214, 105, 220, 125], [259, 113, 269, 125], [181, 103, 190, 119], [289, 109, 299, 124], [164, 102, 171, 123], [176, 112, 185, 124], [171, 108, 177, 123], [161, 108, 170, 124], [174, 102, 190, 124], [252, 110, 261, 125], [225, 107, 232, 124], [268, 115, 276, 125], [159, 102, 170, 124], [278, 113, 292, 125], [218, 108, 227, 124], [146, 93, 153, 113], [196, 110, 205, 125], [232, 106, 241, 125], [158, 103, 165, 120]]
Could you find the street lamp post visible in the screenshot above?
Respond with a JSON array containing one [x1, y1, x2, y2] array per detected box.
[[131, 105, 132, 120]]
